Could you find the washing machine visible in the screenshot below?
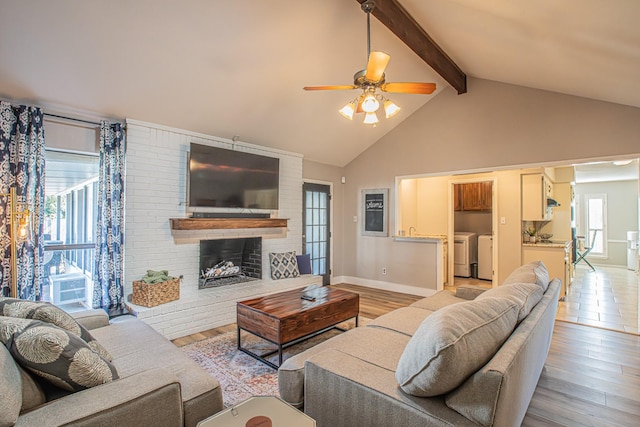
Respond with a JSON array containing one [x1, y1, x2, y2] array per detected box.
[[478, 234, 493, 280], [454, 232, 477, 277]]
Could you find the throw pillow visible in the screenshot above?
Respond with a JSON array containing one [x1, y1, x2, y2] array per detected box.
[[0, 298, 113, 362], [476, 282, 544, 323], [270, 252, 300, 280], [502, 261, 550, 291], [6, 319, 119, 392], [395, 297, 519, 397], [296, 253, 312, 275]]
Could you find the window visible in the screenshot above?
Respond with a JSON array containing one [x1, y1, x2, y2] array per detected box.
[[584, 193, 607, 257], [43, 150, 99, 308]]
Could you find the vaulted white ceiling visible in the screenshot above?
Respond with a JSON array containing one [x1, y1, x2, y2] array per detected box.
[[1, 0, 639, 167]]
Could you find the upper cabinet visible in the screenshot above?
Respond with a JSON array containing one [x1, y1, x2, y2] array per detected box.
[[454, 182, 492, 212], [522, 174, 554, 221]]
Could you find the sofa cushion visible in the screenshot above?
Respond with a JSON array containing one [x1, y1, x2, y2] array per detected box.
[[395, 297, 519, 397], [17, 364, 46, 411], [366, 307, 434, 336], [476, 282, 544, 323], [455, 285, 489, 300], [269, 251, 300, 280], [278, 326, 411, 408], [0, 298, 112, 362], [90, 315, 222, 426], [502, 260, 550, 291], [0, 343, 21, 427], [409, 290, 465, 311], [5, 318, 118, 392]]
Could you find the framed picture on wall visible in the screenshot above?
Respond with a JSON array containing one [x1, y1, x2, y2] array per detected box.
[[362, 188, 388, 236]]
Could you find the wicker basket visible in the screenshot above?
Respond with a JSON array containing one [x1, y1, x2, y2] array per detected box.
[[132, 278, 180, 307]]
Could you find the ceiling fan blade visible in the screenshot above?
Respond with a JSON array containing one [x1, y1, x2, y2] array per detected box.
[[380, 82, 436, 94], [365, 51, 391, 82], [303, 85, 357, 91]]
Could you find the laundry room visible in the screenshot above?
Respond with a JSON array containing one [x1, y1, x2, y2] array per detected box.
[[453, 182, 493, 282]]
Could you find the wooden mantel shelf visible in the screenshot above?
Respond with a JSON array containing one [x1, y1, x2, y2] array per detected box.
[[170, 217, 288, 231]]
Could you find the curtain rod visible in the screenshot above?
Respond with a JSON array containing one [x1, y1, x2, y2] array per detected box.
[[44, 113, 101, 127]]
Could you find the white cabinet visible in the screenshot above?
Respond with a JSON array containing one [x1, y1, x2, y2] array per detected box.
[[522, 242, 572, 300], [522, 174, 553, 221]]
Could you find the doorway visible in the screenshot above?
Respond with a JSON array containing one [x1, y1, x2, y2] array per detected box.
[[449, 178, 497, 287], [302, 182, 331, 285]]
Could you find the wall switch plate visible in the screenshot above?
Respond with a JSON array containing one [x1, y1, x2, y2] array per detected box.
[[353, 216, 358, 222], [500, 216, 507, 225]]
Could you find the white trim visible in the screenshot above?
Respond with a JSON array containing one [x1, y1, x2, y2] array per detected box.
[[332, 275, 437, 298], [584, 193, 608, 257], [446, 176, 498, 287]]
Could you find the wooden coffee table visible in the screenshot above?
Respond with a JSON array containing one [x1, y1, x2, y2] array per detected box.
[[236, 285, 359, 369]]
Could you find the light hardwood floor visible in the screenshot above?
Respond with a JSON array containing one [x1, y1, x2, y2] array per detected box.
[[172, 283, 640, 425]]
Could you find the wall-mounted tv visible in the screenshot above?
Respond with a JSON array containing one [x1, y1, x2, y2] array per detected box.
[[188, 143, 279, 211]]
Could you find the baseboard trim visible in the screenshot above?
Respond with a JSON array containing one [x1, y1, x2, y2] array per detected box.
[[332, 275, 437, 298]]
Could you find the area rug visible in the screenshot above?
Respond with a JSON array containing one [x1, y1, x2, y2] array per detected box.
[[180, 318, 368, 407]]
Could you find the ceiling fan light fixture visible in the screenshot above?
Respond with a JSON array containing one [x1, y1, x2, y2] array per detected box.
[[338, 101, 356, 120], [384, 99, 401, 118], [361, 91, 380, 113], [363, 111, 379, 125]]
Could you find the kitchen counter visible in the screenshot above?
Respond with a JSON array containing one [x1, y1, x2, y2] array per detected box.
[[522, 240, 571, 249], [391, 234, 448, 288], [522, 240, 572, 299], [393, 234, 447, 243]]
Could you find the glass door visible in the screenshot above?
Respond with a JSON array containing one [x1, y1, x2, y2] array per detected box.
[[303, 183, 331, 285]]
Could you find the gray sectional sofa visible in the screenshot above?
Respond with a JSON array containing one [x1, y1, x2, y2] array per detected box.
[[279, 261, 560, 427], [1, 308, 223, 427]]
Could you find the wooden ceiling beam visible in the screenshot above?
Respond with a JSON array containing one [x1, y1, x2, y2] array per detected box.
[[356, 0, 467, 94]]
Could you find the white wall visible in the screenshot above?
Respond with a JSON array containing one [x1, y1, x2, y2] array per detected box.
[[338, 78, 640, 288], [124, 120, 315, 338]]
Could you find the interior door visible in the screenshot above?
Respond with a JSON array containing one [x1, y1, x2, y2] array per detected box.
[[303, 182, 331, 285]]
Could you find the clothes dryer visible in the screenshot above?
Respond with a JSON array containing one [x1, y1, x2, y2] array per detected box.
[[454, 232, 477, 277]]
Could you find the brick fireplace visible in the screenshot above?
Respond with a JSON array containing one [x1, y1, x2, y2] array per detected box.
[[124, 121, 313, 339], [199, 237, 262, 288]]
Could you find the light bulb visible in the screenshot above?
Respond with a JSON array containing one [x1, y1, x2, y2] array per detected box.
[[338, 101, 355, 120], [17, 212, 30, 241], [361, 92, 380, 113], [363, 112, 379, 125], [384, 99, 401, 118]]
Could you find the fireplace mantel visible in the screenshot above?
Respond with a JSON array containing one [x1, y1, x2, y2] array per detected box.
[[170, 217, 288, 231]]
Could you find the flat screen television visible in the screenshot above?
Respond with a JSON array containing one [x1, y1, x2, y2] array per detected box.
[[188, 143, 279, 211]]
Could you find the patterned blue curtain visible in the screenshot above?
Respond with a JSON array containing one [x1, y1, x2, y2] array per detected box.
[[92, 121, 126, 315], [0, 101, 46, 300]]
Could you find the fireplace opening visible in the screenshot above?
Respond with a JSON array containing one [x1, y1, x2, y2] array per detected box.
[[199, 238, 262, 289]]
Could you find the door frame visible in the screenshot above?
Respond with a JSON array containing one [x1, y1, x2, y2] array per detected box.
[[303, 179, 333, 285], [447, 176, 499, 288]]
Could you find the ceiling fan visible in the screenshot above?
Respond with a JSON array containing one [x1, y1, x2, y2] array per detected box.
[[303, 0, 436, 124]]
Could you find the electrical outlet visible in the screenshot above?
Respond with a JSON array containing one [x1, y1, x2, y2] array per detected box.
[[382, 267, 387, 275]]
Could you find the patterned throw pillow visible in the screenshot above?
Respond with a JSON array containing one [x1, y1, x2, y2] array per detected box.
[[270, 252, 300, 280], [0, 298, 113, 362], [3, 317, 119, 392]]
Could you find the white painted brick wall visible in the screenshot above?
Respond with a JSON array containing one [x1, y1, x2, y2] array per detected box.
[[124, 120, 316, 339]]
